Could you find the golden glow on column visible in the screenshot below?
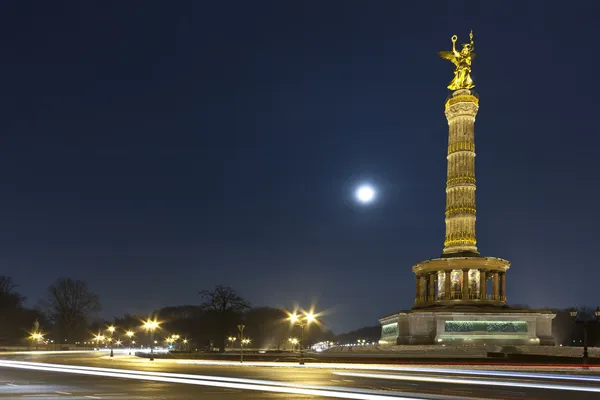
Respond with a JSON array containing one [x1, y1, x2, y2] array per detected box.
[[442, 90, 479, 254]]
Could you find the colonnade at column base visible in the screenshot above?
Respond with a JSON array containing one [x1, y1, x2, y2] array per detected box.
[[411, 256, 510, 310]]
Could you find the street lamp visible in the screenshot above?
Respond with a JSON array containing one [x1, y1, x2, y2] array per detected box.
[[94, 334, 105, 350], [237, 325, 246, 363], [29, 332, 43, 351], [289, 310, 317, 365], [170, 334, 180, 350], [242, 338, 251, 349], [570, 307, 600, 366], [107, 326, 116, 357], [183, 339, 189, 351], [228, 336, 236, 349], [126, 330, 135, 355], [143, 319, 160, 361], [288, 337, 299, 352]]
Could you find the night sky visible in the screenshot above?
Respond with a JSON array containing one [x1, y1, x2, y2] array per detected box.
[[1, 1, 599, 333]]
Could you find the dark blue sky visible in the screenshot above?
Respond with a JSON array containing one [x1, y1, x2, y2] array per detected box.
[[1, 1, 599, 333]]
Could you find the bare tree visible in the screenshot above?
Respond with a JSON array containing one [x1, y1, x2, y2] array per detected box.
[[200, 285, 250, 313], [199, 285, 250, 352], [0, 275, 25, 308], [42, 278, 101, 343]]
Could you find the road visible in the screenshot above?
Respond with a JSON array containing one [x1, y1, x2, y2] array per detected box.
[[2, 351, 600, 399]]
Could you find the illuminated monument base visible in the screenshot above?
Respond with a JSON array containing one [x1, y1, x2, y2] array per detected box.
[[379, 309, 555, 346]]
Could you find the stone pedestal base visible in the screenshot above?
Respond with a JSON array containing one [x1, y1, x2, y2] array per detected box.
[[380, 309, 555, 346]]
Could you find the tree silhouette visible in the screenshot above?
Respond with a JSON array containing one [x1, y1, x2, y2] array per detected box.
[[42, 278, 101, 343], [199, 285, 250, 352], [0, 275, 25, 309]]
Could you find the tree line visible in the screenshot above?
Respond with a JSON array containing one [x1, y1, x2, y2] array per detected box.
[[3, 274, 598, 349], [0, 276, 335, 351]]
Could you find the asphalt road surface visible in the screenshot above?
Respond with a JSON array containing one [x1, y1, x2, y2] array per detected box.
[[2, 351, 600, 399]]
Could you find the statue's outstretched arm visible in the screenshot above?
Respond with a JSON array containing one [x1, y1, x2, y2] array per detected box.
[[469, 30, 475, 52], [451, 35, 459, 57]]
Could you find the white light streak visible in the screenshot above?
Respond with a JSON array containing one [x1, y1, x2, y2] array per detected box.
[[172, 359, 600, 382], [0, 360, 424, 400], [332, 371, 600, 394], [3, 358, 600, 396]]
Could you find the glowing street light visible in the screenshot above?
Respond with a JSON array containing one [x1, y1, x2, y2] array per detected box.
[[29, 332, 44, 350], [107, 325, 116, 358], [93, 334, 105, 349], [288, 309, 319, 365], [143, 319, 160, 361], [126, 330, 135, 355], [288, 337, 299, 352]]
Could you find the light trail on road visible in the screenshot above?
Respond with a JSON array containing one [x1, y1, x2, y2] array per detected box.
[[174, 359, 600, 383], [0, 360, 439, 400], [332, 371, 600, 394]]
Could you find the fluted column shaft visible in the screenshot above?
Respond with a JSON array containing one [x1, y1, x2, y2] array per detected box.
[[428, 274, 436, 301], [443, 90, 479, 255], [479, 269, 487, 300], [444, 270, 451, 300], [415, 277, 420, 301], [492, 272, 499, 299], [462, 269, 469, 299]]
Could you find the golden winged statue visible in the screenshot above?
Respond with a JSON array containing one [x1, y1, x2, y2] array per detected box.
[[439, 31, 475, 90]]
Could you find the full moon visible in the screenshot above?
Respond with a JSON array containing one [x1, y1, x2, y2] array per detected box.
[[355, 185, 376, 204]]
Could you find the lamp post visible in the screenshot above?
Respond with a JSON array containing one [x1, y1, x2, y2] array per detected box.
[[237, 325, 245, 363], [168, 334, 180, 351], [29, 332, 43, 351], [183, 339, 188, 351], [228, 336, 236, 350], [288, 337, 299, 352], [126, 331, 135, 355], [94, 334, 105, 350], [289, 311, 316, 365], [570, 307, 600, 367], [143, 319, 159, 361], [107, 326, 116, 357]]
